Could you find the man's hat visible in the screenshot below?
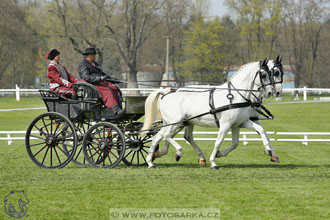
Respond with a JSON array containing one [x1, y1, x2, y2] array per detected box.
[[82, 47, 98, 55], [45, 48, 60, 60]]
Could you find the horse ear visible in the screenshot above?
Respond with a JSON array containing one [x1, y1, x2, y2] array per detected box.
[[276, 54, 280, 62], [279, 55, 282, 63], [265, 58, 269, 65]]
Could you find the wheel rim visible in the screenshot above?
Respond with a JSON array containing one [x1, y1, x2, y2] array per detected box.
[[82, 122, 125, 168], [25, 112, 77, 169]]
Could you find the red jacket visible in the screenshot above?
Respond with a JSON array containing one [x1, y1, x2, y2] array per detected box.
[[47, 61, 77, 90]]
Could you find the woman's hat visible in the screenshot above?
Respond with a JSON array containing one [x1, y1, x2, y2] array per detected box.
[[82, 47, 98, 55], [45, 48, 60, 60]]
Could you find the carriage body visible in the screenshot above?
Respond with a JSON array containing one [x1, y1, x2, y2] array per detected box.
[[25, 82, 153, 169], [39, 82, 145, 122]]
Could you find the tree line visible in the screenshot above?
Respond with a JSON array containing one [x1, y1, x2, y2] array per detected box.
[[0, 0, 329, 89]]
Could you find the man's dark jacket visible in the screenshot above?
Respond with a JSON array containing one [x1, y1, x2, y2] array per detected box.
[[78, 59, 106, 83]]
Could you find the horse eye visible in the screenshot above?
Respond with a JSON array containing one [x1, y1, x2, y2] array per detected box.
[[261, 72, 267, 79], [273, 70, 280, 77]]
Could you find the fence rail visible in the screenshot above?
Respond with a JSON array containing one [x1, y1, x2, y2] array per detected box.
[[1, 85, 330, 101], [1, 131, 330, 146]]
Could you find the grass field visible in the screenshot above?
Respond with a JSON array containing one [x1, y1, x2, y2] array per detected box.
[[0, 97, 330, 220]]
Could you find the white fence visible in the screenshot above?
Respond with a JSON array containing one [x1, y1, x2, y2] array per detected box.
[[1, 130, 330, 146], [1, 85, 330, 101]]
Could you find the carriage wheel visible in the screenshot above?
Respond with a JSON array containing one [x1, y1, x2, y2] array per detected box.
[[122, 122, 158, 167], [64, 121, 92, 166], [25, 112, 77, 169], [82, 122, 125, 168]]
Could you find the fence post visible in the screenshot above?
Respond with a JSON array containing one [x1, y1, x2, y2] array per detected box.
[[303, 86, 307, 101], [243, 134, 248, 146], [303, 135, 308, 145], [15, 84, 20, 101], [7, 134, 12, 145]]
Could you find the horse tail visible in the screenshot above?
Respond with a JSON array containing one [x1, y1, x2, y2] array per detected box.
[[140, 87, 171, 137]]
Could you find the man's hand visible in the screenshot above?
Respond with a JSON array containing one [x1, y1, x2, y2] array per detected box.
[[100, 76, 107, 81]]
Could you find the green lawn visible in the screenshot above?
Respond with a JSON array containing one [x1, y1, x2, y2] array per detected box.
[[0, 97, 330, 220]]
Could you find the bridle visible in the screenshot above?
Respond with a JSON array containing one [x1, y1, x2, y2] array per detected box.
[[270, 63, 284, 85], [253, 61, 273, 91]]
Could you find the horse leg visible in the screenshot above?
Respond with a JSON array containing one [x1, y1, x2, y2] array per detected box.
[[184, 124, 207, 165], [155, 126, 183, 159], [216, 127, 240, 157], [165, 137, 184, 162], [210, 124, 231, 169], [253, 120, 273, 155], [146, 127, 169, 168], [241, 120, 279, 162]]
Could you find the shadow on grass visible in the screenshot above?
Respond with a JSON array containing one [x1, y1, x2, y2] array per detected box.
[[66, 162, 330, 170], [147, 163, 328, 169]]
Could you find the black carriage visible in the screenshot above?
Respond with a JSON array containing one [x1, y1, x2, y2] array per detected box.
[[25, 82, 157, 169]]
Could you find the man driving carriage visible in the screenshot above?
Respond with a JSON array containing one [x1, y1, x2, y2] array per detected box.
[[78, 47, 123, 115], [46, 48, 78, 99]]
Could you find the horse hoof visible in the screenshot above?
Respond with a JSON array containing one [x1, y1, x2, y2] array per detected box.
[[175, 154, 181, 162], [215, 151, 221, 158], [264, 150, 272, 156], [198, 159, 207, 165], [148, 166, 156, 169], [152, 151, 160, 162], [211, 166, 219, 170], [270, 156, 280, 163]]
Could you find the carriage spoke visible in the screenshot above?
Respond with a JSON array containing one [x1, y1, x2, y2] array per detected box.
[[50, 146, 53, 166], [124, 149, 133, 159], [55, 124, 70, 137], [53, 146, 62, 164], [95, 151, 103, 165], [130, 151, 136, 164], [32, 145, 47, 157], [55, 145, 70, 155], [87, 144, 101, 159], [96, 128, 102, 139], [41, 146, 50, 165], [33, 125, 48, 137], [107, 153, 113, 164], [74, 147, 83, 161], [53, 121, 62, 136], [41, 118, 50, 134], [87, 144, 96, 163], [140, 151, 147, 163], [50, 118, 53, 134], [109, 150, 119, 160], [29, 141, 47, 147], [142, 148, 149, 154]]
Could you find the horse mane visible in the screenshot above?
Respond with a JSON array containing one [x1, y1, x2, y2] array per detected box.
[[231, 62, 258, 80]]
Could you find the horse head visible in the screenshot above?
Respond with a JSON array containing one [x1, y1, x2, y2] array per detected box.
[[256, 58, 273, 98], [269, 55, 284, 97]]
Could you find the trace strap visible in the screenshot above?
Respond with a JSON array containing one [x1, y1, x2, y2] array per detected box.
[[250, 102, 274, 120], [209, 88, 220, 127]]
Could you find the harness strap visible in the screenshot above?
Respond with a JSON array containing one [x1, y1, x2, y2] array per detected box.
[[209, 88, 220, 128], [227, 82, 234, 104], [250, 103, 274, 120]]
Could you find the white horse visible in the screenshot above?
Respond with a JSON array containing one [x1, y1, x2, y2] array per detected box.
[[142, 59, 278, 169], [143, 57, 284, 165]]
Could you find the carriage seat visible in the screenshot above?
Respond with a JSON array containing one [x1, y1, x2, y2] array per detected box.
[[72, 82, 101, 102], [39, 82, 101, 102]]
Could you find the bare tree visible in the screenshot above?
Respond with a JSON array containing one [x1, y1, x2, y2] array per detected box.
[[104, 0, 167, 93], [283, 0, 330, 87]]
